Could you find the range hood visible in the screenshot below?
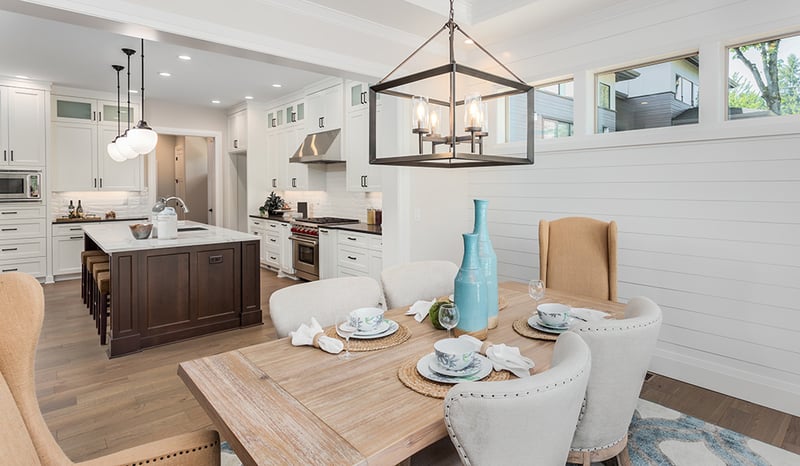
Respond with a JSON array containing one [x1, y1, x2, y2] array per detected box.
[[289, 128, 343, 163]]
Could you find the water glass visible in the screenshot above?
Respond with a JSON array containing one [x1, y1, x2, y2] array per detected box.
[[438, 303, 460, 338], [529, 279, 545, 305], [336, 314, 358, 360]]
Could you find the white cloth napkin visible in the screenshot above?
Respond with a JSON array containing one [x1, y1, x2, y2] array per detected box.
[[458, 334, 535, 378], [405, 299, 434, 323], [289, 317, 343, 354], [570, 307, 610, 322]]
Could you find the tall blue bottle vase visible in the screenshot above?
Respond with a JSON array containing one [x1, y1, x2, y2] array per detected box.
[[454, 233, 488, 340], [473, 199, 498, 329]]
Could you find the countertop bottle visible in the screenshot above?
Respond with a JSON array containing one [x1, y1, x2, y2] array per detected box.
[[68, 200, 75, 219], [156, 207, 178, 239], [76, 200, 84, 218]]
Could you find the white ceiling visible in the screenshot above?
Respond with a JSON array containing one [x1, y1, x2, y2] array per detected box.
[[0, 0, 629, 109]]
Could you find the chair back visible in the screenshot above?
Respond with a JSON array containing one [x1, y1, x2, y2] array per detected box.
[[569, 296, 662, 452], [0, 373, 41, 464], [539, 217, 617, 300], [269, 276, 384, 338], [381, 260, 458, 309], [0, 272, 72, 464], [444, 331, 592, 466]]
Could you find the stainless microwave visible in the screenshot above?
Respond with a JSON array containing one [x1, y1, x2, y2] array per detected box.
[[0, 170, 42, 201]]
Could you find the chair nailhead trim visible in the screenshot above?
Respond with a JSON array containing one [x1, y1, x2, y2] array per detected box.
[[127, 439, 219, 465], [571, 434, 625, 452]]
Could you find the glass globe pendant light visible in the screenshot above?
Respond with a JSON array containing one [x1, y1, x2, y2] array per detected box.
[[116, 47, 139, 160], [127, 38, 158, 154], [107, 64, 127, 162]]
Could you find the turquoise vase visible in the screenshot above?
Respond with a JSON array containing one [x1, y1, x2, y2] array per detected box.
[[473, 199, 499, 329], [454, 233, 488, 340]]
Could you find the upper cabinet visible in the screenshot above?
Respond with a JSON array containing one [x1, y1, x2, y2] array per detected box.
[[344, 80, 395, 193], [53, 95, 138, 127], [0, 86, 46, 167], [285, 100, 305, 127], [306, 83, 343, 133], [228, 108, 247, 152]]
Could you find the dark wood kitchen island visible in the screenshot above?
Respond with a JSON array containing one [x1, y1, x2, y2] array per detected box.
[[83, 221, 262, 357]]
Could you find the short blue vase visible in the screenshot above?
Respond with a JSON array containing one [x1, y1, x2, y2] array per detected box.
[[473, 199, 498, 329], [454, 233, 488, 340]]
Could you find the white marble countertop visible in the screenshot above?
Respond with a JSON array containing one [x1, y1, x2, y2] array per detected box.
[[82, 220, 256, 254]]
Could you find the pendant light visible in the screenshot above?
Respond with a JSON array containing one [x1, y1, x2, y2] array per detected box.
[[369, 0, 534, 167], [115, 47, 139, 160], [107, 64, 127, 162], [127, 38, 158, 154]]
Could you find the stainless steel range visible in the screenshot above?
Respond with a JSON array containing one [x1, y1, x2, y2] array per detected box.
[[290, 217, 359, 281]]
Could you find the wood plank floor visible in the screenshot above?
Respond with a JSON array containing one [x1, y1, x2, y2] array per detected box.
[[33, 272, 799, 461]]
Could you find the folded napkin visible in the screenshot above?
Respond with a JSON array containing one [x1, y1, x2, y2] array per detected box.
[[570, 307, 610, 322], [290, 318, 344, 354], [458, 334, 535, 378], [405, 299, 434, 323]]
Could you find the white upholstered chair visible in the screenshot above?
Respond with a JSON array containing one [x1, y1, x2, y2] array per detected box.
[[269, 276, 384, 338], [567, 296, 663, 465], [380, 260, 458, 309], [444, 331, 592, 466]]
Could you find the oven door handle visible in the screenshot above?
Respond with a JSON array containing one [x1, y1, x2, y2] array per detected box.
[[289, 236, 318, 247]]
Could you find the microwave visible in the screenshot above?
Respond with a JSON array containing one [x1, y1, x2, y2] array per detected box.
[[0, 170, 42, 201]]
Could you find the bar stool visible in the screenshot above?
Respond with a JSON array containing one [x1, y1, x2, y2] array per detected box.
[[85, 255, 109, 310], [95, 270, 111, 345], [81, 251, 106, 304], [91, 262, 110, 320]]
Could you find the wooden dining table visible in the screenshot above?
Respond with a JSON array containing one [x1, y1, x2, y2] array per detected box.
[[178, 282, 626, 465]]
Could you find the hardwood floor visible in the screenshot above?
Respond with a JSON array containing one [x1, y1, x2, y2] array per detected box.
[[33, 273, 799, 461]]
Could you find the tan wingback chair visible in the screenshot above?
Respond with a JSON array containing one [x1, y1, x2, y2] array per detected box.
[[269, 276, 384, 338], [539, 217, 618, 301], [0, 272, 220, 466], [381, 260, 458, 309], [444, 331, 592, 465], [567, 296, 663, 465]]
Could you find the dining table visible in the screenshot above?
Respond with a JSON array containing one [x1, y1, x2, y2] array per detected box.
[[177, 281, 626, 465]]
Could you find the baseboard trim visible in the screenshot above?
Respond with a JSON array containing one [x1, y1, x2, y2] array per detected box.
[[650, 348, 800, 417]]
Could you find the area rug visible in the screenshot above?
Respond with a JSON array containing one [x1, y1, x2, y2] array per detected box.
[[629, 399, 799, 465]]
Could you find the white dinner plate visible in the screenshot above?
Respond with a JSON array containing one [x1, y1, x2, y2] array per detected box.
[[429, 356, 482, 378], [533, 316, 571, 330], [353, 319, 391, 336], [416, 353, 493, 384], [339, 320, 399, 340], [527, 316, 569, 334]]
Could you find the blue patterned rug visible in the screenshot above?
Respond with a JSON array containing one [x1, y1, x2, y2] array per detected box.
[[629, 399, 799, 465]]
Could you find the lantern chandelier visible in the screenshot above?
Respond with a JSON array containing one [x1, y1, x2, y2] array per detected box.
[[369, 0, 534, 168]]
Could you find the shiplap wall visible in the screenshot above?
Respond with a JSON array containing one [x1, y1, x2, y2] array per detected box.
[[469, 132, 800, 414]]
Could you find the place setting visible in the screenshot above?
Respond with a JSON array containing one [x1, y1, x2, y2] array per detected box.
[[323, 307, 412, 352], [398, 335, 534, 399]]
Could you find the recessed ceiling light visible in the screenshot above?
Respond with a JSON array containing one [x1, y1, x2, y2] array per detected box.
[[129, 89, 138, 94], [211, 100, 221, 104], [15, 75, 29, 79], [271, 84, 282, 88], [159, 72, 171, 77], [178, 55, 192, 60], [464, 39, 474, 45], [245, 96, 254, 100]]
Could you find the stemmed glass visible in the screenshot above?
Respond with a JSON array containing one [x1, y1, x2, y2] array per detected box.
[[438, 303, 460, 338], [336, 314, 358, 360], [529, 279, 545, 311]]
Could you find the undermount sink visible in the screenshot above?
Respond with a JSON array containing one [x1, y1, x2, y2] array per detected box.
[[177, 226, 208, 232]]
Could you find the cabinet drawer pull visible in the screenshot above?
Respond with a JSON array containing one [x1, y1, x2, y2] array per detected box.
[[2, 268, 18, 272], [70, 227, 82, 231], [347, 255, 357, 261], [269, 255, 277, 261], [69, 236, 83, 240], [269, 238, 277, 243], [1, 247, 18, 252], [1, 228, 18, 231], [1, 211, 17, 215], [346, 236, 357, 241], [209, 255, 224, 264]]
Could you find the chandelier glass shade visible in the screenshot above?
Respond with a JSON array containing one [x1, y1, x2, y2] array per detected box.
[[369, 0, 534, 168], [107, 64, 127, 162]]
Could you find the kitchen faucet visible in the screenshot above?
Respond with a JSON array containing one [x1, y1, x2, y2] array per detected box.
[[152, 196, 190, 214]]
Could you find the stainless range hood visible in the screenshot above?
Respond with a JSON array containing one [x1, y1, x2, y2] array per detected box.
[[289, 128, 343, 163]]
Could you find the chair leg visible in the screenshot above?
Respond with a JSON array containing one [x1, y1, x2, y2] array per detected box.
[[616, 445, 631, 466], [582, 452, 591, 466], [100, 293, 108, 345], [81, 264, 86, 304]]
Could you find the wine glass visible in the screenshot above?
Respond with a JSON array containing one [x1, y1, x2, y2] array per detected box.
[[438, 303, 460, 338], [529, 279, 545, 311], [336, 314, 358, 360]]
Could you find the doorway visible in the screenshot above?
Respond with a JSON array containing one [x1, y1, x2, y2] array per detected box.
[[154, 134, 214, 224]]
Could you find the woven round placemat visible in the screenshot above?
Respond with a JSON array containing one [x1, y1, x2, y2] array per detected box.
[[397, 355, 512, 399], [512, 317, 559, 341], [323, 322, 411, 352]]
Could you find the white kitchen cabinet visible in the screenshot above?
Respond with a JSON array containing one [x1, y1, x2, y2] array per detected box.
[[306, 83, 343, 134], [318, 227, 338, 280], [0, 86, 46, 167], [286, 125, 326, 191], [336, 231, 382, 281], [228, 108, 247, 152], [51, 122, 142, 191], [0, 203, 46, 278], [279, 221, 294, 275], [345, 107, 382, 192], [51, 223, 86, 276], [264, 220, 282, 270], [53, 95, 138, 127], [284, 100, 305, 126], [248, 217, 268, 265]]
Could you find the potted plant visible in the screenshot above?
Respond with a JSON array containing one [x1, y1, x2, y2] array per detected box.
[[260, 191, 286, 216]]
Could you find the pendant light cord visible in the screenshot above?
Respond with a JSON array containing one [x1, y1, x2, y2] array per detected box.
[[121, 48, 135, 130], [140, 38, 146, 121], [112, 65, 124, 137], [449, 0, 454, 22]]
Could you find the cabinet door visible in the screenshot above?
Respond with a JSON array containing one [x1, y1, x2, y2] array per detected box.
[[51, 122, 97, 191], [98, 100, 138, 127], [6, 88, 46, 167], [306, 84, 343, 133], [228, 110, 247, 151], [52, 234, 84, 275], [279, 222, 294, 274], [97, 126, 141, 190], [345, 107, 382, 192], [53, 95, 97, 124], [318, 227, 337, 280]]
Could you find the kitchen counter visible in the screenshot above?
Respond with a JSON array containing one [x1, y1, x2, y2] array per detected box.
[[328, 222, 382, 236], [52, 216, 147, 224], [82, 220, 255, 254], [249, 214, 291, 222]]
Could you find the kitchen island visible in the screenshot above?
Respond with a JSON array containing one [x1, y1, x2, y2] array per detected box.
[[83, 221, 262, 357]]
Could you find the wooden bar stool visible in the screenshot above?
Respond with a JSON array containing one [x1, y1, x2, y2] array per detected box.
[[81, 251, 106, 304], [91, 262, 110, 321], [85, 255, 109, 311], [96, 270, 111, 345]]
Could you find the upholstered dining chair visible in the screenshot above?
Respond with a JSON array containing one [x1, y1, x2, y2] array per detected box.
[[269, 276, 384, 338], [0, 272, 221, 466], [567, 296, 663, 466], [539, 216, 618, 301], [444, 331, 592, 466], [381, 260, 459, 309]]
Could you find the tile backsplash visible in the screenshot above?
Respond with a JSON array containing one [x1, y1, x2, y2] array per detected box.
[[50, 191, 151, 219], [280, 166, 381, 222]]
